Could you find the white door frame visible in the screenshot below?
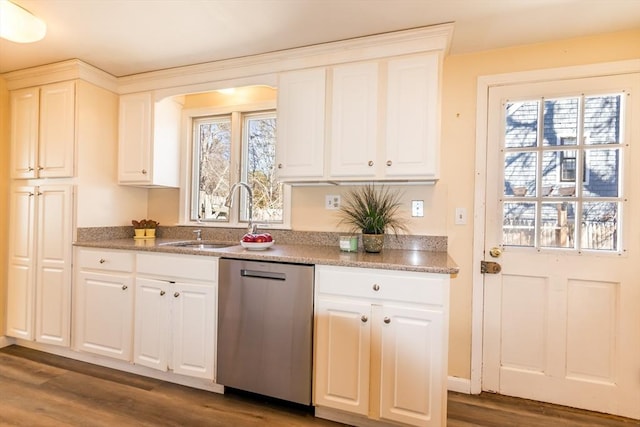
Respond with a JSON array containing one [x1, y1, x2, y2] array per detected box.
[[470, 58, 640, 394]]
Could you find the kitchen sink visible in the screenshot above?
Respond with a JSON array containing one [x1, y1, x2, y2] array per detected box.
[[160, 241, 235, 250]]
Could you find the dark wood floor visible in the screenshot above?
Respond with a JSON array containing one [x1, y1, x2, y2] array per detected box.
[[0, 345, 637, 426]]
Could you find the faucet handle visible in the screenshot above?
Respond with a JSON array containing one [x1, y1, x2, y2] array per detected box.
[[193, 229, 202, 240]]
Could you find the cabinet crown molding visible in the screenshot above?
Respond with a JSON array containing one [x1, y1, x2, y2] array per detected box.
[[3, 59, 118, 92]]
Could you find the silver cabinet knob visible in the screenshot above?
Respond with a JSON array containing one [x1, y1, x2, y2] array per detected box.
[[386, 160, 392, 166], [174, 292, 180, 298], [383, 317, 391, 324], [372, 284, 380, 291], [160, 290, 166, 296], [142, 169, 147, 175], [38, 166, 44, 170], [361, 315, 368, 323], [122, 285, 128, 290], [278, 163, 283, 169], [368, 160, 374, 167], [99, 258, 106, 264], [27, 167, 34, 172]]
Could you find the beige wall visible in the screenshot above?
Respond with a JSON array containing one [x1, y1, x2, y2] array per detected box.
[[145, 28, 640, 380], [0, 76, 8, 334]]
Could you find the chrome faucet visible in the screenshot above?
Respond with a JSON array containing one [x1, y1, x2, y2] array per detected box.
[[225, 182, 256, 234]]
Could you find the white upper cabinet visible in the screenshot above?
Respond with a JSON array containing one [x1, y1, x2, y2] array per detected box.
[[275, 68, 326, 181], [384, 54, 440, 179], [278, 52, 443, 183], [118, 93, 182, 187], [329, 62, 379, 178], [10, 81, 76, 179]]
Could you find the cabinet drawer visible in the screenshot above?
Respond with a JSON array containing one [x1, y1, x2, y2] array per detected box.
[[76, 248, 134, 273], [137, 253, 217, 282], [316, 265, 447, 306]]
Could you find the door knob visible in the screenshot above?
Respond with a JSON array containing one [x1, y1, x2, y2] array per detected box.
[[489, 247, 502, 258]]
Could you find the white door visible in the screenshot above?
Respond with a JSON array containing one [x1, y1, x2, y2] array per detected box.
[[134, 278, 170, 371], [482, 73, 640, 419], [39, 81, 75, 178]]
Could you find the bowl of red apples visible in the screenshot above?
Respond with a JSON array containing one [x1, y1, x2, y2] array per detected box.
[[240, 233, 274, 250]]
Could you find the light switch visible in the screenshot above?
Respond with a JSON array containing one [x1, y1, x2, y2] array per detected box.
[[411, 200, 424, 217], [455, 207, 467, 225]]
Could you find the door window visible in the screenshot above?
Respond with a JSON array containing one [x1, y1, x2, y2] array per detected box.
[[501, 93, 625, 251]]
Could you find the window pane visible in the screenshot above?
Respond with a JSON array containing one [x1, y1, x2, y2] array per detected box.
[[504, 152, 537, 197], [505, 101, 539, 148], [583, 148, 620, 197], [582, 202, 618, 251], [503, 202, 536, 247], [542, 150, 578, 197], [243, 113, 281, 223], [543, 98, 578, 146], [540, 202, 575, 249], [584, 94, 622, 145], [193, 117, 231, 221]]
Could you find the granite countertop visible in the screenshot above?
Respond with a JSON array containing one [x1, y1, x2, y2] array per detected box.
[[74, 238, 459, 275]]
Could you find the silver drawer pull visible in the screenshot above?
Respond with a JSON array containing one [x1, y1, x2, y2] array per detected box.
[[372, 284, 380, 291], [368, 160, 374, 167], [383, 317, 391, 324], [160, 290, 166, 296], [174, 292, 180, 298], [386, 160, 392, 166], [122, 285, 128, 290], [99, 258, 106, 264], [361, 315, 368, 323]]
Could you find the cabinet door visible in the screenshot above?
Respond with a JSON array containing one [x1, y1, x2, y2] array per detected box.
[[329, 62, 379, 178], [39, 81, 76, 178], [276, 68, 326, 180], [6, 186, 37, 339], [314, 297, 371, 416], [118, 92, 152, 184], [134, 278, 170, 371], [35, 185, 73, 346], [385, 54, 440, 179], [75, 271, 134, 361], [10, 88, 39, 179], [379, 305, 445, 427], [172, 282, 216, 380]]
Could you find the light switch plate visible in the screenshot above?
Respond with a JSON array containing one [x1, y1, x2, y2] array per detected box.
[[325, 195, 341, 210], [455, 207, 467, 225], [411, 200, 424, 217]]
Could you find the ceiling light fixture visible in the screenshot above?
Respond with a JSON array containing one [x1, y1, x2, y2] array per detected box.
[[0, 0, 46, 43]]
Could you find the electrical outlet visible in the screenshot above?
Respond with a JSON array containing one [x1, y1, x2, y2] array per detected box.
[[455, 207, 467, 225], [411, 200, 424, 217], [325, 195, 341, 210]]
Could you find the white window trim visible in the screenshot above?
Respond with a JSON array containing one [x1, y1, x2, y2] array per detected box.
[[178, 100, 292, 230]]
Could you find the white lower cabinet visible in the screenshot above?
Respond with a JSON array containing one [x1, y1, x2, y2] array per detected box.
[[314, 265, 449, 427], [134, 253, 217, 381], [74, 248, 135, 361]]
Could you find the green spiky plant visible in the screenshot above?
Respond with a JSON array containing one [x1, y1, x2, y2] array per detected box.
[[338, 184, 408, 236]]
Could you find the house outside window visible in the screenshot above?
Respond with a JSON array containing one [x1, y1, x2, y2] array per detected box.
[[502, 93, 624, 251]]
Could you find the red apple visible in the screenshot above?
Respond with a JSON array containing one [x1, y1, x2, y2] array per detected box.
[[262, 233, 273, 242], [255, 235, 267, 243], [242, 233, 257, 242]]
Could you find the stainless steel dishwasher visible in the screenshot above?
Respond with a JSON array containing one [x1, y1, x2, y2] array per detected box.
[[217, 259, 314, 405]]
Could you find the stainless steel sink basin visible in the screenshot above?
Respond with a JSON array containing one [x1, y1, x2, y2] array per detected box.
[[160, 241, 235, 250]]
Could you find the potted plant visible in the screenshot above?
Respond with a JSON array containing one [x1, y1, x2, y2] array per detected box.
[[338, 184, 408, 253], [132, 219, 146, 238], [144, 219, 159, 238]]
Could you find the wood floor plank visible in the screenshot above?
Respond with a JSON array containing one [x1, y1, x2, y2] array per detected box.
[[1, 346, 639, 426]]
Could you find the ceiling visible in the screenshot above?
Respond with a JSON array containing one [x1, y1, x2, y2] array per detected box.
[[1, 0, 639, 77]]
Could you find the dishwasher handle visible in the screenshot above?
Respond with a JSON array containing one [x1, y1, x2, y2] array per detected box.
[[241, 269, 286, 281]]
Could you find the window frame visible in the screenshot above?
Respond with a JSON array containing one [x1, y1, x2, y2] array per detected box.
[[179, 100, 292, 230]]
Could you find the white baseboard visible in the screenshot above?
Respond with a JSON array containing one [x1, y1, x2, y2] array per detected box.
[[0, 336, 16, 348], [448, 375, 472, 394]]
